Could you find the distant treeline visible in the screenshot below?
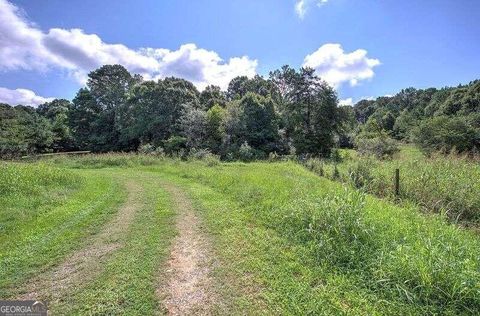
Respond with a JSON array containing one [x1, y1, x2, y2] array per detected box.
[[0, 64, 348, 160], [353, 80, 480, 155], [1, 64, 479, 159]]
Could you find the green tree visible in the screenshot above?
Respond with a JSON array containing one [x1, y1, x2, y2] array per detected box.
[[413, 116, 478, 154], [227, 75, 274, 100], [179, 105, 207, 150], [0, 104, 54, 157], [37, 99, 73, 151], [200, 85, 226, 109], [270, 66, 341, 157], [69, 88, 102, 150], [238, 93, 279, 154], [86, 64, 137, 151], [125, 78, 199, 147], [205, 104, 225, 153]]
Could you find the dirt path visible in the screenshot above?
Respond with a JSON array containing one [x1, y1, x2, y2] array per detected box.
[[159, 184, 216, 315], [17, 181, 143, 303]]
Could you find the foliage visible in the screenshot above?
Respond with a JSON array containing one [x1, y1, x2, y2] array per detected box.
[[412, 115, 479, 154], [0, 104, 54, 158], [270, 66, 341, 157], [4, 64, 479, 159], [355, 119, 399, 158], [310, 146, 480, 223], [238, 141, 256, 161], [163, 135, 187, 155], [37, 99, 73, 151], [353, 80, 480, 155], [153, 160, 480, 314]]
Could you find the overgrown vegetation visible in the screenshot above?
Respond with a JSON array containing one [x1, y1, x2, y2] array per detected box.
[[352, 81, 480, 155], [153, 160, 480, 314], [2, 64, 478, 162], [306, 146, 480, 224]]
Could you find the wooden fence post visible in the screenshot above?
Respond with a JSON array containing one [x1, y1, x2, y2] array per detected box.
[[394, 168, 400, 197]]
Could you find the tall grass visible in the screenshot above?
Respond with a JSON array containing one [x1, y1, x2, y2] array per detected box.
[[306, 147, 480, 224], [0, 162, 81, 196], [152, 161, 480, 314], [40, 152, 222, 168], [0, 163, 126, 297], [41, 153, 163, 168]]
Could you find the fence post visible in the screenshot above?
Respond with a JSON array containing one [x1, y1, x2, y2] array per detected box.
[[394, 168, 400, 197]]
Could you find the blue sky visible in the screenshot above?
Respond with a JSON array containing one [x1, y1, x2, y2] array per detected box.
[[0, 0, 479, 106]]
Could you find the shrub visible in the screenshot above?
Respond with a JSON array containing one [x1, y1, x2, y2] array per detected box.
[[153, 147, 165, 157], [329, 148, 342, 162], [347, 159, 374, 189], [304, 158, 325, 176], [163, 136, 187, 155], [188, 148, 220, 166], [238, 142, 255, 162], [356, 136, 399, 159], [412, 116, 478, 154], [138, 143, 155, 154]]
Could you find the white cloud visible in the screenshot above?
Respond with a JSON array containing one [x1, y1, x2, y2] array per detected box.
[[339, 98, 353, 106], [295, 0, 328, 19], [0, 87, 54, 106], [143, 44, 257, 90], [303, 43, 380, 89], [0, 0, 257, 90], [0, 0, 51, 71]]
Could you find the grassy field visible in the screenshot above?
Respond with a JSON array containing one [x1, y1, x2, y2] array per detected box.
[[306, 146, 480, 225], [1, 155, 480, 314]]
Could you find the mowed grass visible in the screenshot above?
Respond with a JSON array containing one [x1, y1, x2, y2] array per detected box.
[[2, 156, 480, 315], [148, 160, 480, 315], [0, 162, 177, 313], [53, 171, 176, 315], [0, 163, 125, 297], [306, 146, 480, 224]]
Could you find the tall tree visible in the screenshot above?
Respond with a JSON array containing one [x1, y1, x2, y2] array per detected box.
[[69, 88, 101, 150], [199, 85, 226, 109], [270, 66, 340, 156], [86, 64, 137, 151], [125, 78, 200, 147], [227, 75, 274, 100], [37, 99, 73, 151]]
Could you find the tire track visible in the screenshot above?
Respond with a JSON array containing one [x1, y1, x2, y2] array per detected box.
[[159, 184, 216, 315], [16, 180, 143, 304]]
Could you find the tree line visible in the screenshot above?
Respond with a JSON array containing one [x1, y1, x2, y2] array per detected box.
[[1, 64, 478, 160], [352, 80, 480, 156], [0, 65, 347, 160]]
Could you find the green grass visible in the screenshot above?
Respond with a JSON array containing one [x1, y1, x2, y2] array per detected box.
[[149, 160, 480, 315], [0, 165, 126, 297], [54, 171, 176, 315], [1, 156, 479, 315], [306, 146, 480, 224]]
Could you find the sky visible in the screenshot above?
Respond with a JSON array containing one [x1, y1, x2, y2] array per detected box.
[[0, 0, 479, 107]]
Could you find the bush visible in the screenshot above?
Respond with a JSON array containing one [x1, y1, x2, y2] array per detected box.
[[138, 143, 155, 154], [304, 158, 325, 176], [412, 116, 478, 154], [347, 159, 374, 189], [188, 148, 220, 166], [163, 136, 187, 155], [238, 142, 255, 162], [356, 136, 399, 159]]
